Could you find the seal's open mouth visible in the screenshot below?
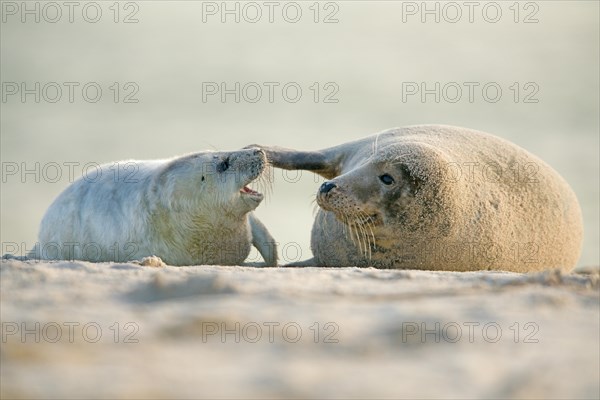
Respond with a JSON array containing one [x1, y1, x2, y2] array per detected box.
[[240, 185, 263, 200]]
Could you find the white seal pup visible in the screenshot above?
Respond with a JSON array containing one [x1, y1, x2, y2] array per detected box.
[[253, 125, 583, 272], [30, 148, 277, 266]]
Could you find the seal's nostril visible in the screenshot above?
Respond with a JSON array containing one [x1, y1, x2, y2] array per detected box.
[[320, 181, 337, 194]]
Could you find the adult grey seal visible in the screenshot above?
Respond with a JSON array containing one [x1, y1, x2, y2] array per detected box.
[[254, 125, 582, 272], [29, 148, 277, 266]]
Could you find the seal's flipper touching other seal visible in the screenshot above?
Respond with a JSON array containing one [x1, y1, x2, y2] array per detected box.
[[246, 145, 343, 179]]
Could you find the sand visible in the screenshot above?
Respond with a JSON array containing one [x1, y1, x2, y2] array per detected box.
[[1, 259, 598, 399]]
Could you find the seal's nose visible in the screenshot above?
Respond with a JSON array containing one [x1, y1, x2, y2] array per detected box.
[[320, 181, 337, 194]]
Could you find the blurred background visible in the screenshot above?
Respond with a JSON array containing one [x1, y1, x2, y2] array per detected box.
[[2, 0, 598, 267]]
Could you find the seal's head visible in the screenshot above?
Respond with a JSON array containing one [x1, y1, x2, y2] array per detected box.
[[317, 159, 420, 228], [156, 148, 268, 216], [315, 142, 460, 256]]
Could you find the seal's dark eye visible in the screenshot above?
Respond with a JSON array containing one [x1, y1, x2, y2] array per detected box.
[[218, 158, 230, 172], [379, 174, 395, 185]]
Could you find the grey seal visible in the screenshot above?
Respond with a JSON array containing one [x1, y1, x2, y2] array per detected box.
[[30, 148, 277, 266], [254, 125, 582, 272]]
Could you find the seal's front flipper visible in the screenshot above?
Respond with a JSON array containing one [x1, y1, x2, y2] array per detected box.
[[249, 213, 278, 267], [245, 145, 340, 179]]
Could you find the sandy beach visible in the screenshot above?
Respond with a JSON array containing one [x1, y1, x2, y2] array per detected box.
[[1, 259, 598, 399]]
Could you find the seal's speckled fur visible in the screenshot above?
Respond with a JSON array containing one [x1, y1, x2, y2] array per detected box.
[[258, 125, 582, 272]]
